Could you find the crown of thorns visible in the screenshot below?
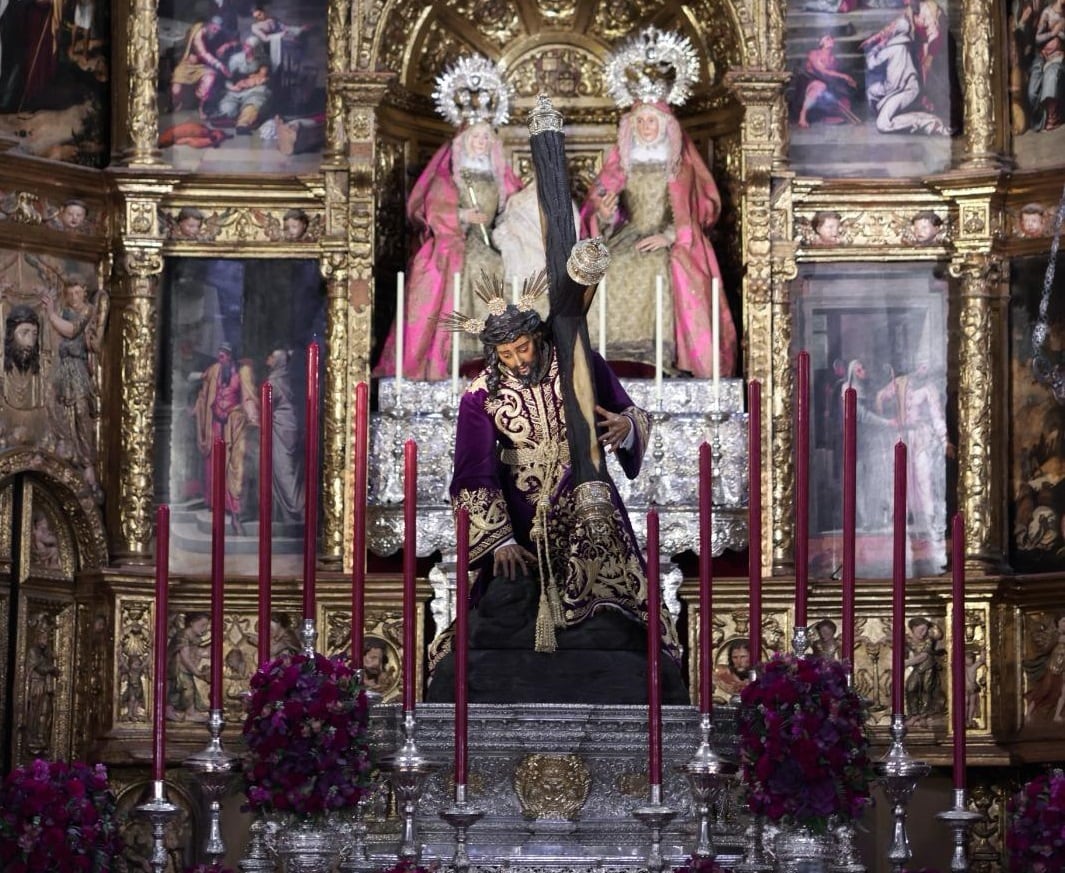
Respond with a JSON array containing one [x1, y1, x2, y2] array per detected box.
[[439, 271, 549, 336]]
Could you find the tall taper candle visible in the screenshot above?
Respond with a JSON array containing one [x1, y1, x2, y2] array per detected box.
[[512, 275, 520, 305], [712, 277, 721, 409], [842, 387, 857, 666], [891, 440, 908, 716], [303, 342, 320, 621], [258, 381, 273, 667], [951, 513, 966, 790], [455, 507, 470, 786], [403, 439, 418, 712], [646, 508, 663, 785], [699, 441, 714, 713], [210, 438, 225, 711], [598, 278, 607, 360], [451, 272, 461, 398], [795, 351, 810, 629], [749, 380, 762, 664], [654, 275, 664, 407], [352, 381, 369, 665], [395, 272, 405, 395], [153, 505, 170, 782]]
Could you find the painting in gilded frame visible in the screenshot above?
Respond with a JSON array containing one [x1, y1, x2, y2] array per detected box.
[[154, 256, 324, 575], [157, 0, 328, 173], [784, 0, 961, 177], [793, 262, 952, 578]]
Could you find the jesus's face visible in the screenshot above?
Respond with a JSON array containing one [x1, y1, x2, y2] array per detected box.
[[495, 333, 539, 382]]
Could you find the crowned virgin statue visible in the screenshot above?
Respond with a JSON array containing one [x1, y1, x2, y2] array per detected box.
[[581, 28, 737, 379], [375, 55, 523, 380]]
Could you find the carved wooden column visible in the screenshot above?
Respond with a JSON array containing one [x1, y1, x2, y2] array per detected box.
[[724, 70, 790, 577], [119, 0, 164, 165], [107, 185, 171, 562], [317, 75, 392, 567], [324, 0, 352, 164], [959, 0, 1006, 169], [951, 251, 1006, 570]]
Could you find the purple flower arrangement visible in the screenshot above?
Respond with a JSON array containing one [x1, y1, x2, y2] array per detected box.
[[0, 758, 122, 872], [737, 653, 873, 831], [1006, 768, 1065, 873], [242, 651, 372, 817]]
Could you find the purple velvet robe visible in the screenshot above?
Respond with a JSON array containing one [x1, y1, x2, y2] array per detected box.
[[450, 346, 680, 656]]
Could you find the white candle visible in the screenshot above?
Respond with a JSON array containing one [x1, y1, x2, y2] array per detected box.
[[395, 271, 405, 398], [451, 272, 461, 398], [712, 276, 721, 410], [598, 277, 607, 359], [512, 275, 520, 305], [655, 274, 664, 408]]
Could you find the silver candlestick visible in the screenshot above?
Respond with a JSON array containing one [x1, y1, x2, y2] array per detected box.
[[792, 625, 810, 656], [936, 788, 982, 872], [185, 708, 240, 865], [633, 782, 678, 873], [238, 813, 277, 873], [874, 713, 930, 873], [829, 816, 866, 873], [439, 782, 485, 873], [679, 712, 738, 858], [379, 709, 440, 862], [133, 780, 180, 873]]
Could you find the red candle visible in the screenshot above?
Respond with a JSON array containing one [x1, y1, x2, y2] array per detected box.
[[795, 351, 810, 629], [842, 388, 857, 666], [303, 342, 320, 621], [455, 508, 470, 786], [891, 440, 908, 716], [748, 380, 762, 665], [153, 505, 169, 783], [210, 439, 225, 711], [698, 441, 714, 713], [646, 508, 663, 785], [951, 513, 966, 790], [403, 439, 418, 712], [352, 382, 369, 667], [258, 382, 273, 667]]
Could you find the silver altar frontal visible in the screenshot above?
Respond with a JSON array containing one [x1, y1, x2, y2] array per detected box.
[[368, 376, 749, 557], [365, 703, 745, 869]]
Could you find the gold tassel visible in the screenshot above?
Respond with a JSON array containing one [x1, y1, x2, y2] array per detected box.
[[535, 586, 558, 652]]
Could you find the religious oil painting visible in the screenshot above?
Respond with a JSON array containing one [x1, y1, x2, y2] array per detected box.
[[0, 250, 107, 504], [155, 256, 325, 575], [157, 0, 328, 173], [1009, 255, 1065, 573], [0, 0, 110, 166], [784, 0, 960, 177], [1009, 0, 1065, 170], [793, 262, 952, 578]]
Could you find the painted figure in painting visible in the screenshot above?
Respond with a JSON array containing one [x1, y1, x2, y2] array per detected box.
[[875, 361, 950, 538], [193, 342, 260, 534], [844, 358, 896, 530], [216, 35, 271, 133], [791, 35, 861, 128], [250, 4, 309, 73], [170, 16, 237, 118], [40, 277, 106, 502], [265, 347, 303, 523], [362, 638, 397, 697], [1023, 614, 1065, 723], [714, 638, 753, 698], [375, 55, 521, 380], [582, 27, 736, 378], [46, 198, 88, 233], [860, 0, 950, 135], [1027, 0, 1065, 132], [811, 618, 840, 660]]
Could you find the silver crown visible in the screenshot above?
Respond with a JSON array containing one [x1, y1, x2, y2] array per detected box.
[[527, 93, 564, 136], [433, 54, 512, 128], [567, 237, 611, 287], [604, 27, 700, 108]]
